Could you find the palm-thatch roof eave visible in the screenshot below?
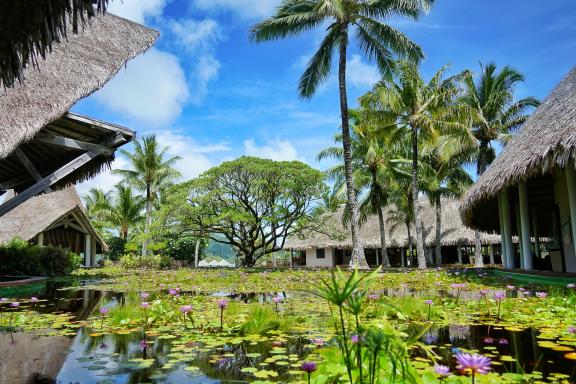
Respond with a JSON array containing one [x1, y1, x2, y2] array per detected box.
[[0, 187, 107, 251], [0, 12, 158, 160], [285, 197, 503, 251], [460, 67, 576, 231]]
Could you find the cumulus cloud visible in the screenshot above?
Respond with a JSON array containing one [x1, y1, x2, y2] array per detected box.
[[347, 55, 380, 88], [244, 139, 302, 162], [93, 48, 189, 126], [193, 0, 281, 19], [107, 0, 166, 23], [168, 18, 223, 52]]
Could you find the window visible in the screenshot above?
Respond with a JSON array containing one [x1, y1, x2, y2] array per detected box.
[[316, 248, 325, 259]]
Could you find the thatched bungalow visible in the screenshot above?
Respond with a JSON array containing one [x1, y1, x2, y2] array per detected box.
[[0, 13, 157, 215], [0, 187, 106, 266], [285, 197, 504, 268], [461, 67, 576, 273]]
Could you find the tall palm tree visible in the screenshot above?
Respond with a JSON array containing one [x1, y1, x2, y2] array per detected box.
[[461, 63, 539, 266], [250, 0, 432, 268], [361, 62, 465, 269], [386, 176, 414, 268], [113, 135, 181, 256], [420, 137, 473, 264], [318, 115, 401, 267], [462, 63, 539, 175]]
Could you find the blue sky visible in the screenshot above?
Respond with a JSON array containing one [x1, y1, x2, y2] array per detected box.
[[74, 0, 576, 195]]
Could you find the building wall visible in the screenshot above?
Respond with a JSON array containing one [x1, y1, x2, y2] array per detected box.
[[555, 171, 576, 272], [305, 247, 335, 267]]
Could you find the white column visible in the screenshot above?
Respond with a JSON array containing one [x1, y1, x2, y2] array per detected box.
[[532, 208, 541, 258], [84, 234, 92, 267], [457, 245, 463, 264], [499, 190, 515, 269], [489, 244, 495, 265], [565, 162, 576, 271], [518, 182, 533, 270], [37, 233, 44, 246], [400, 247, 405, 268]]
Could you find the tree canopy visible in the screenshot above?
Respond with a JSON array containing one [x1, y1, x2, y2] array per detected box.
[[178, 156, 326, 267]]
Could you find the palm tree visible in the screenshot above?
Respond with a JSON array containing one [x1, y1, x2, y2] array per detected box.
[[318, 115, 401, 267], [420, 137, 473, 265], [113, 135, 181, 256], [462, 63, 539, 175], [250, 0, 432, 268], [387, 177, 414, 268], [103, 185, 145, 241], [361, 62, 465, 269], [84, 187, 112, 232]]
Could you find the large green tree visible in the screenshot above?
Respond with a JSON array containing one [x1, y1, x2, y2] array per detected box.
[[181, 156, 326, 267], [250, 0, 431, 268], [361, 62, 465, 268], [113, 135, 181, 256]]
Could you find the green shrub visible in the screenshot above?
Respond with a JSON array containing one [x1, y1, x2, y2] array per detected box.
[[0, 238, 81, 276], [103, 236, 126, 261], [118, 254, 173, 270]]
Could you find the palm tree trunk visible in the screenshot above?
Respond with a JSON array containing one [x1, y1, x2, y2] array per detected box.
[[406, 222, 413, 267], [338, 22, 367, 269], [434, 196, 442, 265], [377, 206, 390, 267], [142, 184, 152, 257], [411, 125, 426, 269], [194, 238, 201, 268], [474, 230, 484, 267]]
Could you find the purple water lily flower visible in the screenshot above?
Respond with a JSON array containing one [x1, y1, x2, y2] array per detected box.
[[434, 364, 451, 377], [455, 353, 491, 375], [567, 283, 576, 289], [140, 339, 148, 350], [498, 338, 509, 345], [535, 291, 548, 298], [493, 292, 505, 301], [10, 302, 19, 308], [272, 295, 283, 304], [506, 285, 516, 290], [141, 302, 150, 309], [218, 299, 229, 309], [300, 361, 317, 373], [30, 297, 38, 303], [99, 307, 109, 315], [180, 305, 192, 314], [483, 337, 494, 344], [368, 293, 380, 300], [424, 299, 434, 305], [140, 292, 150, 300], [0, 298, 7, 303], [567, 326, 576, 334], [313, 338, 325, 347], [351, 334, 360, 344]]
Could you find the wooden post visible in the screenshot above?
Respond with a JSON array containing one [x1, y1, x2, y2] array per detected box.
[[518, 182, 533, 270], [457, 245, 463, 264], [489, 244, 495, 265], [37, 233, 44, 246], [84, 234, 92, 267], [400, 247, 405, 268], [565, 162, 576, 271], [532, 208, 541, 258]]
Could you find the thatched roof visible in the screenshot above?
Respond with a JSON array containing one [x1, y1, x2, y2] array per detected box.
[[0, 187, 107, 250], [0, 0, 108, 87], [0, 12, 158, 160], [461, 67, 576, 230], [285, 197, 502, 251]]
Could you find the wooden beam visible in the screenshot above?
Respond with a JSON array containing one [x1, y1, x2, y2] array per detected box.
[[13, 148, 51, 193], [0, 150, 100, 217], [0, 174, 32, 191], [33, 133, 114, 155]]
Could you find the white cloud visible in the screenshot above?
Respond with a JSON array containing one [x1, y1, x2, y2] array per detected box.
[[168, 19, 223, 52], [93, 48, 189, 126], [347, 55, 380, 88], [107, 0, 166, 23], [244, 139, 302, 162], [192, 55, 222, 104], [193, 0, 281, 19]]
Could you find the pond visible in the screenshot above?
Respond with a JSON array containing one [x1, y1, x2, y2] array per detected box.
[[0, 270, 575, 383]]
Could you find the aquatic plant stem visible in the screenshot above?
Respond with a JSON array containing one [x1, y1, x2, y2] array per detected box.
[[307, 371, 311, 384], [355, 314, 363, 383], [339, 306, 353, 384], [220, 307, 224, 331]]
